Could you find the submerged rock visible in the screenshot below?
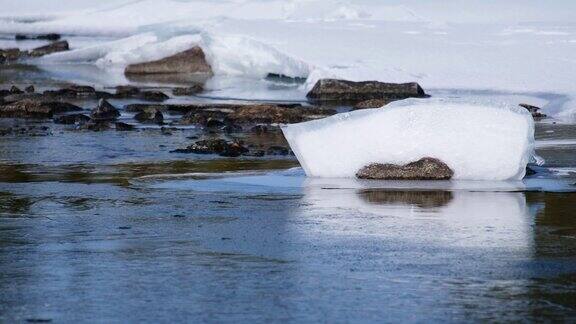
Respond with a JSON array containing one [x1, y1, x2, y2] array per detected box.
[[173, 84, 203, 96], [519, 103, 547, 119], [125, 46, 213, 76], [0, 100, 82, 118], [354, 99, 391, 110], [28, 40, 69, 57], [356, 158, 454, 180], [91, 99, 120, 121], [307, 79, 428, 105]]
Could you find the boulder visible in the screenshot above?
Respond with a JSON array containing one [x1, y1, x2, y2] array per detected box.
[[28, 40, 69, 57], [356, 157, 454, 180], [134, 108, 164, 124], [172, 84, 203, 96], [306, 79, 427, 105], [91, 99, 120, 121], [519, 103, 547, 118], [125, 46, 213, 75], [354, 99, 391, 110]]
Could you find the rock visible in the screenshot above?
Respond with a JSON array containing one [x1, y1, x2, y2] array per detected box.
[[0, 100, 54, 118], [356, 157, 454, 180], [519, 103, 547, 118], [82, 121, 111, 132], [222, 124, 242, 133], [160, 127, 173, 136], [206, 118, 225, 129], [266, 146, 290, 156], [53, 113, 91, 125], [125, 46, 213, 75], [15, 33, 61, 41], [265, 73, 307, 84], [134, 109, 164, 124], [171, 139, 248, 157], [43, 85, 112, 100], [91, 99, 120, 121], [24, 85, 35, 93], [114, 85, 140, 98], [354, 99, 391, 110], [251, 125, 268, 134], [173, 84, 203, 96], [1, 93, 44, 103], [0, 48, 22, 62], [140, 90, 169, 102], [226, 105, 335, 125], [125, 104, 167, 113], [28, 40, 69, 57], [9, 86, 23, 94], [525, 166, 537, 176], [115, 122, 135, 131], [0, 100, 81, 118], [307, 79, 428, 105]]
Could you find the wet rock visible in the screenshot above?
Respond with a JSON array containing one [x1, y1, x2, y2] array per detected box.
[[43, 85, 112, 100], [53, 113, 91, 125], [114, 85, 140, 98], [354, 99, 391, 110], [125, 104, 167, 113], [525, 166, 537, 176], [519, 103, 547, 118], [140, 90, 169, 102], [265, 73, 307, 84], [90, 99, 120, 121], [24, 85, 35, 93], [266, 145, 290, 156], [28, 40, 69, 57], [173, 84, 203, 96], [356, 157, 454, 180], [10, 86, 23, 94], [1, 93, 44, 103], [206, 118, 225, 129], [15, 33, 61, 41], [134, 108, 164, 124], [251, 125, 268, 134], [307, 79, 428, 105], [82, 121, 111, 131], [0, 48, 22, 62], [228, 105, 335, 124], [115, 122, 135, 131], [171, 139, 248, 157], [125, 46, 213, 75], [0, 100, 80, 118]]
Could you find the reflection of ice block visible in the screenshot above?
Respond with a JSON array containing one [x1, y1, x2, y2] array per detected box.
[[282, 99, 535, 180]]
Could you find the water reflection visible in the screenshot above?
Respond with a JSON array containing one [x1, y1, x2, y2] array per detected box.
[[358, 189, 454, 208]]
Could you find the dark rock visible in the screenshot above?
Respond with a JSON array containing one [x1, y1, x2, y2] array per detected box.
[[15, 33, 61, 41], [160, 127, 173, 136], [356, 157, 454, 180], [115, 122, 135, 131], [42, 85, 112, 100], [24, 85, 35, 93], [125, 46, 213, 75], [171, 139, 248, 157], [0, 48, 22, 62], [114, 85, 140, 98], [10, 86, 23, 94], [307, 79, 428, 105], [28, 40, 69, 57], [0, 100, 54, 118], [53, 113, 91, 125], [82, 121, 110, 131], [140, 90, 169, 102], [525, 166, 537, 176], [45, 101, 83, 114], [2, 93, 44, 103], [222, 124, 242, 133], [265, 73, 307, 84], [173, 84, 203, 96], [125, 104, 167, 113], [206, 118, 225, 128], [90, 99, 120, 121], [266, 146, 290, 156], [519, 103, 547, 118], [251, 125, 268, 134], [354, 99, 391, 109], [134, 109, 163, 124]]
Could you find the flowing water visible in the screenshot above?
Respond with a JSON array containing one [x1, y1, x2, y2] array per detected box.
[[1, 54, 576, 322]]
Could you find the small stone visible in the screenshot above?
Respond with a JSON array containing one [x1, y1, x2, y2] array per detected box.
[[91, 99, 120, 121], [134, 109, 163, 124], [9, 86, 23, 94]]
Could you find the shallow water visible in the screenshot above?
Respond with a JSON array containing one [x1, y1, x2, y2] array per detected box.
[[1, 57, 576, 322]]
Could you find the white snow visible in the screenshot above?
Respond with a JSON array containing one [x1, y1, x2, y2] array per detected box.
[[282, 99, 535, 180], [1, 0, 576, 119]]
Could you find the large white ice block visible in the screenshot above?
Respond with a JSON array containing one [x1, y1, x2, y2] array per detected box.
[[281, 99, 535, 180]]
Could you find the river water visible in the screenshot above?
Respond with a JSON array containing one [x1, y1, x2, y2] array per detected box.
[[1, 57, 576, 322]]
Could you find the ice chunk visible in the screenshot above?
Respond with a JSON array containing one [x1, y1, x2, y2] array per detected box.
[[281, 99, 535, 180]]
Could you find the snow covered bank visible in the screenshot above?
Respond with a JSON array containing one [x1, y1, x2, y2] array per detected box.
[[282, 99, 535, 180]]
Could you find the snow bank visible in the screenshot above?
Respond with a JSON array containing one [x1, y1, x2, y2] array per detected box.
[[282, 99, 535, 180]]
